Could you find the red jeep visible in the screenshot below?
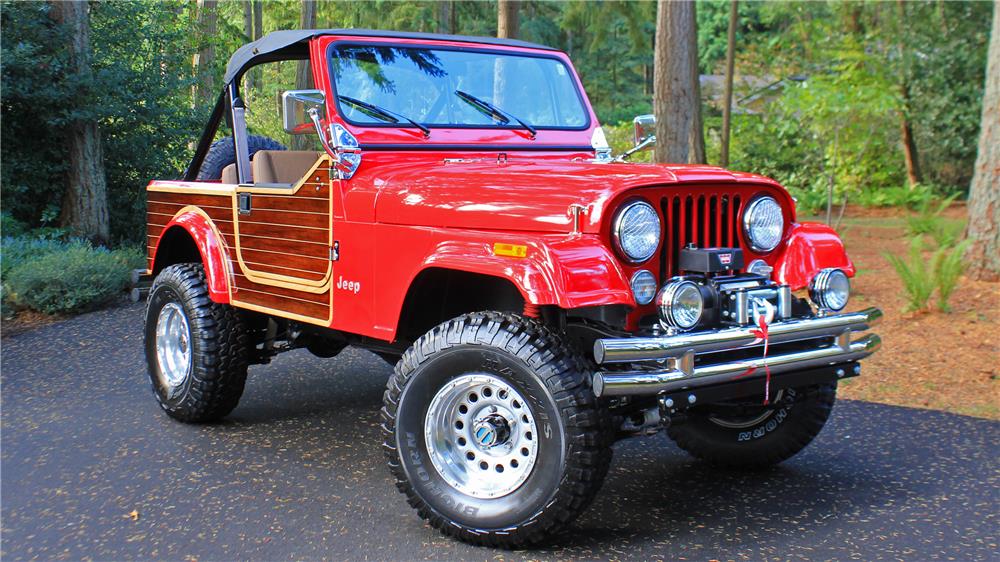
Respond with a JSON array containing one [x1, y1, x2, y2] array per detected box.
[[144, 29, 881, 547]]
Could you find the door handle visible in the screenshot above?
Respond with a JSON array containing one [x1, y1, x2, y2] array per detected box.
[[238, 192, 252, 215]]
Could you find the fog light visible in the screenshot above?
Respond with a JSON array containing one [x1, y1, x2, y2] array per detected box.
[[657, 279, 704, 330], [810, 268, 850, 311], [630, 270, 657, 305]]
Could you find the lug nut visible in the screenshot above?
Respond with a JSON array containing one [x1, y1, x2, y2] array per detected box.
[[664, 398, 674, 408], [853, 364, 861, 375], [687, 394, 697, 404], [836, 368, 845, 378]]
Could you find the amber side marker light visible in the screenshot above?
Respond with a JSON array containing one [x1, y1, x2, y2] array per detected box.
[[493, 243, 528, 258]]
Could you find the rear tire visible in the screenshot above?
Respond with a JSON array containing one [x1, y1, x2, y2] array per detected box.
[[144, 263, 249, 422], [381, 312, 612, 548], [667, 383, 837, 468]]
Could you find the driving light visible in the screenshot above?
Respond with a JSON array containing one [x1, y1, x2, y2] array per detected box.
[[743, 196, 784, 253], [613, 201, 661, 263], [630, 270, 658, 305], [657, 279, 704, 331], [810, 268, 850, 311]]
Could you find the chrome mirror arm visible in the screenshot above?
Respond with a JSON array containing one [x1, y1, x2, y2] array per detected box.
[[308, 107, 338, 161], [614, 135, 657, 163]]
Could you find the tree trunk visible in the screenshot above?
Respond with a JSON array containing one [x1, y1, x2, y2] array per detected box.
[[497, 0, 519, 39], [720, 0, 738, 167], [899, 85, 923, 187], [653, 0, 699, 164], [242, 1, 255, 92], [965, 0, 1000, 281], [252, 0, 263, 93], [438, 1, 452, 34], [688, 3, 705, 164], [192, 0, 217, 107], [292, 0, 317, 150], [49, 0, 110, 244], [896, 0, 923, 188]]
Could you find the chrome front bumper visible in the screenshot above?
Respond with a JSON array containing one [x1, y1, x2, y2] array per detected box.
[[592, 307, 882, 398]]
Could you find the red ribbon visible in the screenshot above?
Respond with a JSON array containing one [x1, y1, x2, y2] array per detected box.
[[732, 312, 772, 405]]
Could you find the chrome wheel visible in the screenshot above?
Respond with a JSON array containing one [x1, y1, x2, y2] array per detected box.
[[424, 373, 539, 499], [155, 302, 192, 398]]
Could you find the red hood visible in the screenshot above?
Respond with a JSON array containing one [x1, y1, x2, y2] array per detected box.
[[373, 160, 785, 233]]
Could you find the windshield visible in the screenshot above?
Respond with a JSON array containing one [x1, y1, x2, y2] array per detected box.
[[329, 44, 589, 129]]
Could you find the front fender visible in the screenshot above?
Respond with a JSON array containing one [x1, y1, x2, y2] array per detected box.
[[153, 207, 232, 303], [420, 233, 633, 309], [773, 222, 855, 290]]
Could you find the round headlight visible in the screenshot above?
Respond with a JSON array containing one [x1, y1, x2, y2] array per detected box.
[[810, 268, 850, 311], [743, 196, 784, 253], [630, 270, 658, 305], [657, 279, 704, 331], [613, 201, 661, 263]]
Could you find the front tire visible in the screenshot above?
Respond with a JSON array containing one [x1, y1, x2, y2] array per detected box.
[[381, 312, 612, 548], [667, 383, 837, 468], [144, 263, 249, 422]]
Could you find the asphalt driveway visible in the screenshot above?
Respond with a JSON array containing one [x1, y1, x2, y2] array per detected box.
[[2, 303, 997, 560]]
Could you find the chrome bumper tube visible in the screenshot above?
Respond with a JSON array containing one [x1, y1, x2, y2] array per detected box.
[[591, 307, 882, 398]]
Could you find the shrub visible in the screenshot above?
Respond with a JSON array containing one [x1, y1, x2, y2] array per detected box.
[[905, 194, 959, 237], [932, 240, 970, 312], [4, 244, 131, 314], [884, 235, 970, 313], [884, 237, 937, 312], [0, 236, 88, 279]]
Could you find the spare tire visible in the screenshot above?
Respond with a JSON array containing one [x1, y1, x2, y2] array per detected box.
[[196, 135, 286, 180]]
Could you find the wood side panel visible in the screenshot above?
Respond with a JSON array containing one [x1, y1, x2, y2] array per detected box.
[[249, 194, 331, 212], [147, 199, 230, 215], [233, 273, 329, 304], [238, 248, 330, 273], [148, 191, 231, 208], [240, 208, 328, 229], [236, 221, 329, 243], [239, 260, 328, 281], [222, 233, 328, 259], [233, 289, 329, 319]]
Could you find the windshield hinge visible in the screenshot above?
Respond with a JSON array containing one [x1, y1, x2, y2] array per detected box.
[[330, 241, 340, 262]]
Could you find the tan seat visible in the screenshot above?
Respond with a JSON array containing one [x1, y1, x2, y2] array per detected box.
[[221, 163, 239, 184], [251, 150, 322, 185]]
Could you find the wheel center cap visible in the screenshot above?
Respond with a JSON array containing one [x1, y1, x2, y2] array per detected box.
[[473, 414, 511, 449]]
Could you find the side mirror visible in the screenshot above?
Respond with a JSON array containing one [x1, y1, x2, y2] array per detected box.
[[614, 114, 657, 162], [633, 114, 656, 146], [281, 89, 326, 134]]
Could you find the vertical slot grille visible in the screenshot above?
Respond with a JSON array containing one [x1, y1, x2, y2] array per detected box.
[[661, 192, 743, 277]]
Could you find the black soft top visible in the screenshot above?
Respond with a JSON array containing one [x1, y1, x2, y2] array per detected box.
[[224, 28, 559, 85]]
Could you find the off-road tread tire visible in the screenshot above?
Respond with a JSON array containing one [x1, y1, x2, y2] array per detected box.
[[145, 263, 249, 422], [667, 383, 837, 468], [196, 135, 286, 180], [381, 312, 613, 548]]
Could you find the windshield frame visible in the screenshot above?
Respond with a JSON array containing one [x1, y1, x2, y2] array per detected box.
[[325, 40, 592, 132]]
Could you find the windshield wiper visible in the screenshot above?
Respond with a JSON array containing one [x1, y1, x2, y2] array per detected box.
[[454, 90, 537, 139], [337, 95, 430, 137]]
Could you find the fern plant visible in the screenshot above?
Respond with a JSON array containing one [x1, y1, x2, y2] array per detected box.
[[932, 240, 970, 312], [883, 237, 936, 312], [905, 194, 959, 238]]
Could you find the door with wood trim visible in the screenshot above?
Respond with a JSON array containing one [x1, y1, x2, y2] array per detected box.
[[229, 155, 334, 324]]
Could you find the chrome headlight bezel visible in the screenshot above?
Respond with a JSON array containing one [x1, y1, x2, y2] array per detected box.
[[809, 268, 850, 311], [630, 270, 658, 306], [656, 279, 705, 331], [742, 196, 785, 253], [613, 200, 661, 264]]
